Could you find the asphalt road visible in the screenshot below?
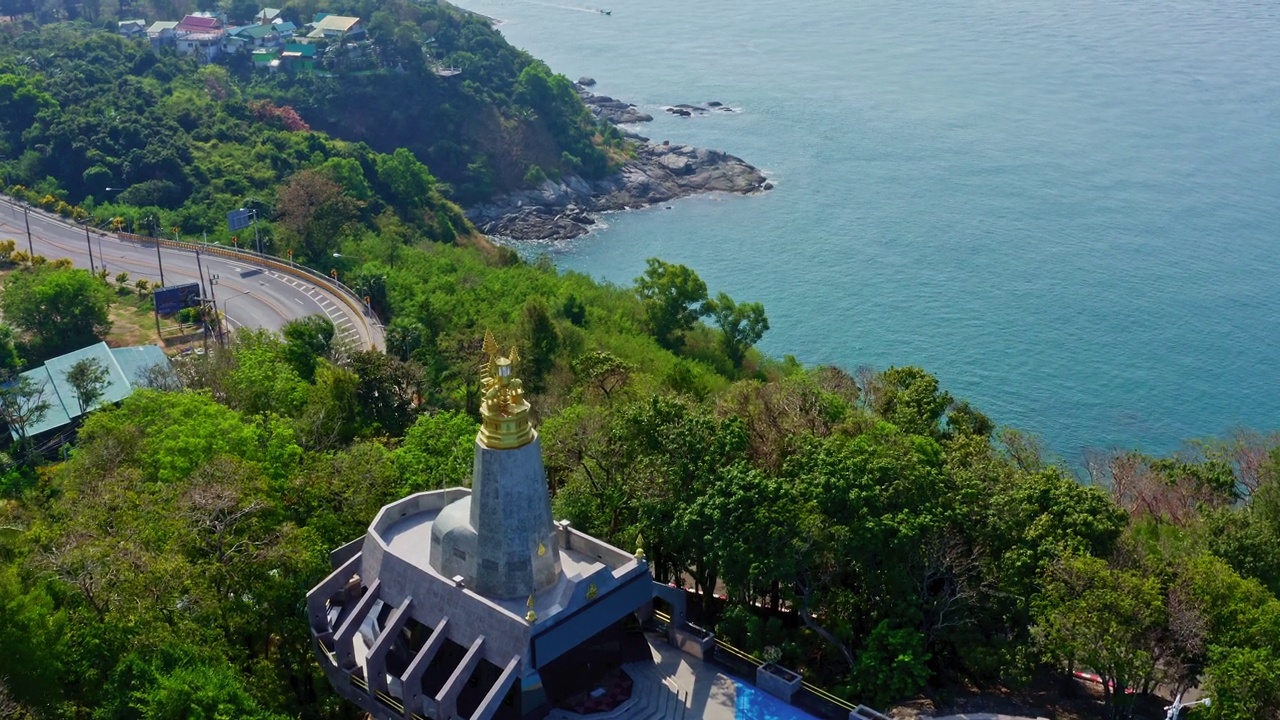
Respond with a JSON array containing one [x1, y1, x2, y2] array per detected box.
[[0, 197, 381, 349]]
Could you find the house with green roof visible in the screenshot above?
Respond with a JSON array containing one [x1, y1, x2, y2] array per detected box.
[[6, 342, 169, 441], [275, 42, 317, 72], [229, 21, 283, 49]]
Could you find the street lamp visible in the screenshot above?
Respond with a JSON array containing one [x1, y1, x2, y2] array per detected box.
[[1165, 692, 1210, 720], [96, 187, 129, 274], [221, 290, 253, 343]]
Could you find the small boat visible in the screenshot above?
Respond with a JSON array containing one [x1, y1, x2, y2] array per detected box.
[[599, 9, 611, 14]]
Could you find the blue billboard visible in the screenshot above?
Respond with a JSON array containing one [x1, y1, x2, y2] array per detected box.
[[153, 283, 201, 316], [227, 208, 253, 232]]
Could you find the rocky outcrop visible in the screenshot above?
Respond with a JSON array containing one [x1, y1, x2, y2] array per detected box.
[[577, 88, 654, 125], [468, 143, 768, 241], [469, 85, 769, 241]]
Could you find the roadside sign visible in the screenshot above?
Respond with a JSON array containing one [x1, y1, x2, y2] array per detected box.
[[227, 209, 253, 231], [153, 282, 202, 316]]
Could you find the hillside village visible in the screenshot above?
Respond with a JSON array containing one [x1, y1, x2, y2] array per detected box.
[[116, 7, 366, 73]]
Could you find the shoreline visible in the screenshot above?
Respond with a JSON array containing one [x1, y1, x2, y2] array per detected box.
[[466, 86, 772, 242]]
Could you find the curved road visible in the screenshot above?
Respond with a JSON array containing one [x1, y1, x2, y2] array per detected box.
[[0, 197, 381, 350]]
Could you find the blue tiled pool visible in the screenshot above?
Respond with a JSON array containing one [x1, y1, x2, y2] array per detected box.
[[732, 679, 822, 720]]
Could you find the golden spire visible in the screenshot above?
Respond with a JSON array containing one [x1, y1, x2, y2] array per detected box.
[[478, 333, 534, 449], [525, 594, 538, 623]]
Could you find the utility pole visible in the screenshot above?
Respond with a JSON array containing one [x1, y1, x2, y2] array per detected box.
[[151, 217, 166, 287], [195, 249, 210, 354], [84, 225, 96, 274], [22, 205, 33, 256], [251, 209, 261, 255], [208, 273, 224, 347]]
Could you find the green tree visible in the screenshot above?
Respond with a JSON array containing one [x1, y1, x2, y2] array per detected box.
[[348, 350, 424, 437], [1033, 555, 1165, 719], [870, 366, 954, 437], [375, 147, 436, 210], [320, 156, 373, 201], [63, 356, 110, 416], [0, 373, 51, 445], [1204, 645, 1280, 720], [1, 267, 111, 357], [225, 330, 309, 417], [634, 258, 708, 351], [519, 296, 559, 392], [281, 314, 336, 382], [393, 411, 477, 493], [706, 292, 769, 368], [133, 662, 287, 720], [0, 326, 22, 373], [853, 621, 932, 706]]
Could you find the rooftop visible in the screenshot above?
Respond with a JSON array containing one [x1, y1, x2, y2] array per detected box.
[[175, 14, 222, 31], [9, 342, 168, 439], [372, 489, 643, 624], [311, 14, 361, 33], [282, 42, 316, 57], [233, 23, 279, 39]]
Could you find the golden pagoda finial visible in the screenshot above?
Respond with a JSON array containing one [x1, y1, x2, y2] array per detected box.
[[477, 332, 534, 450], [635, 532, 646, 561], [525, 594, 538, 623]]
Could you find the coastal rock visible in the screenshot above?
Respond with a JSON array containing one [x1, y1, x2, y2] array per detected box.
[[577, 76, 596, 86], [576, 87, 654, 124], [467, 88, 768, 241], [707, 101, 723, 107], [658, 153, 693, 175], [467, 141, 769, 241]]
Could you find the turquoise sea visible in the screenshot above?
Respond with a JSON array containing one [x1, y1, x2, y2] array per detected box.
[[452, 0, 1280, 460]]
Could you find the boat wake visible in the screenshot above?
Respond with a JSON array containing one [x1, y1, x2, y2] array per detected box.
[[508, 0, 610, 14]]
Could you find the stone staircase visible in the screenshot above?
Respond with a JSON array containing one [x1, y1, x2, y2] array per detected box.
[[546, 661, 688, 720]]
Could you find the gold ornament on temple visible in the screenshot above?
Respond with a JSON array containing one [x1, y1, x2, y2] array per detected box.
[[478, 330, 534, 449], [525, 594, 538, 623]]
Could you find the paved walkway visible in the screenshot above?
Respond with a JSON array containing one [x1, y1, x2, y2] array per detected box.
[[645, 638, 738, 720]]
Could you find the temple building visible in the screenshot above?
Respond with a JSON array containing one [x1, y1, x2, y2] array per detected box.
[[306, 334, 658, 720]]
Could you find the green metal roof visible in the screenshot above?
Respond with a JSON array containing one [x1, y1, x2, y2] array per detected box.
[[235, 23, 279, 39], [282, 42, 316, 57], [8, 343, 169, 439]]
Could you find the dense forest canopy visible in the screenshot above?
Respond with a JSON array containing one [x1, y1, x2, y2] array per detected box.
[[1, 231, 1279, 720]]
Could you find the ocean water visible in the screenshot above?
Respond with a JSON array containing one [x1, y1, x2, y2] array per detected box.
[[452, 0, 1280, 460]]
